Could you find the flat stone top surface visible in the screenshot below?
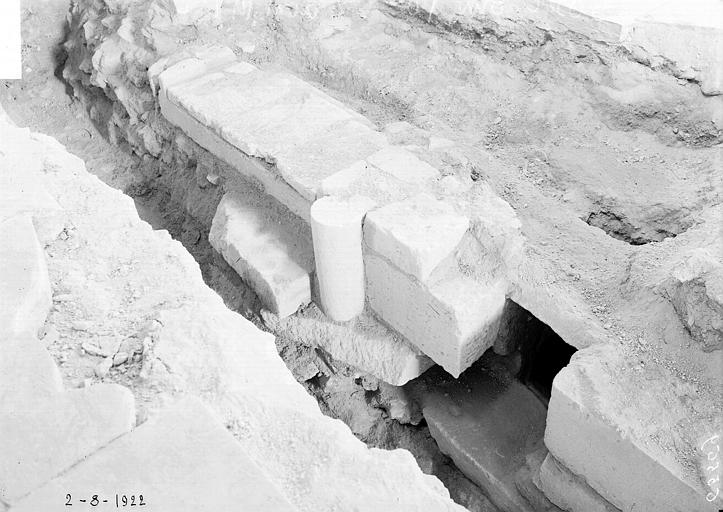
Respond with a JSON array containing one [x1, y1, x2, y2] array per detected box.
[[364, 193, 469, 282], [164, 61, 371, 157], [163, 60, 386, 200], [12, 397, 295, 512], [0, 384, 135, 504], [412, 352, 548, 511]]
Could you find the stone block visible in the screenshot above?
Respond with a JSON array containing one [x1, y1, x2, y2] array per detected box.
[[417, 358, 548, 512], [0, 216, 52, 337], [156, 48, 236, 92], [514, 448, 563, 512], [367, 146, 440, 184], [364, 193, 469, 282], [545, 344, 718, 512], [318, 160, 369, 197], [318, 160, 413, 208], [0, 334, 63, 412], [209, 191, 314, 318], [539, 454, 620, 512], [0, 384, 135, 504], [265, 304, 435, 386], [365, 250, 505, 376], [0, 172, 64, 245], [159, 88, 312, 222], [275, 120, 387, 201], [12, 396, 294, 511], [160, 57, 383, 219]]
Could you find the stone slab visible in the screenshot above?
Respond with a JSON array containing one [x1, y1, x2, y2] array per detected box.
[[161, 56, 380, 205], [0, 172, 64, 245], [365, 250, 506, 376], [318, 160, 414, 208], [12, 396, 294, 512], [209, 191, 314, 318], [514, 448, 564, 512], [0, 334, 63, 412], [366, 146, 440, 184], [265, 303, 435, 386], [539, 453, 620, 512], [275, 120, 387, 201], [159, 88, 312, 222], [545, 344, 719, 512], [364, 193, 469, 282], [416, 355, 548, 512], [0, 384, 135, 504], [0, 216, 52, 337]]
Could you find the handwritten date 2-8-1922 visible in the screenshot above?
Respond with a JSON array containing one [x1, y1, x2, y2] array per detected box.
[[65, 494, 146, 507]]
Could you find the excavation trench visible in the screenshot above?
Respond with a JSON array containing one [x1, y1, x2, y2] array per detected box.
[[3, 3, 578, 510], [62, 87, 576, 512], [132, 166, 578, 512]]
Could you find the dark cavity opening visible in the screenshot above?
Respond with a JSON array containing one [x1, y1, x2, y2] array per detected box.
[[493, 299, 577, 401], [584, 210, 684, 246]]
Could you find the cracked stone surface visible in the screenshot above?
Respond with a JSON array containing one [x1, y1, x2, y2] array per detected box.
[[12, 397, 295, 512]]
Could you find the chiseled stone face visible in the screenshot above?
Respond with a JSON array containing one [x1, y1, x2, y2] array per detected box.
[[160, 55, 384, 204], [209, 191, 314, 318], [364, 193, 469, 282], [366, 146, 440, 184], [539, 454, 620, 512], [0, 335, 64, 412], [545, 344, 718, 512], [365, 250, 506, 377]]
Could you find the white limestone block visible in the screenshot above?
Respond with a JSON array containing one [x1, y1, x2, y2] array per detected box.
[[0, 172, 65, 244], [0, 216, 52, 337], [157, 48, 237, 92], [319, 160, 415, 209], [545, 344, 717, 512], [159, 90, 312, 222], [275, 120, 387, 201], [318, 160, 369, 197], [364, 193, 469, 282], [310, 196, 376, 322], [0, 334, 64, 412], [365, 251, 506, 377], [164, 61, 371, 163], [12, 397, 294, 512], [160, 57, 383, 215], [209, 191, 314, 318], [367, 146, 440, 183], [0, 384, 135, 504], [539, 454, 620, 512]]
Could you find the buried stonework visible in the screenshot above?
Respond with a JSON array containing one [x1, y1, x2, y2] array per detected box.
[[0, 0, 720, 510]]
